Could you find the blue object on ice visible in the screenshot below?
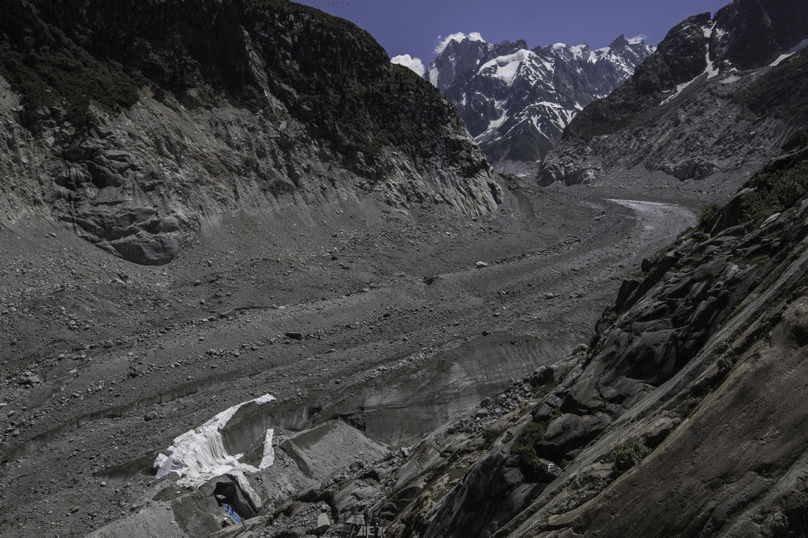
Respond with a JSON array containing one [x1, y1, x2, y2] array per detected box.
[[222, 503, 242, 523]]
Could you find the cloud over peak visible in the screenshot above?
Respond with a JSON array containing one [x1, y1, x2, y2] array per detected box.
[[391, 54, 426, 76]]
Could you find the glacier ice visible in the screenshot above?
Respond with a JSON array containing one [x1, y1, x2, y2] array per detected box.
[[260, 429, 275, 469]]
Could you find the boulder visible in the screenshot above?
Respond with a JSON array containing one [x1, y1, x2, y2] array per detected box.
[[313, 512, 331, 535]]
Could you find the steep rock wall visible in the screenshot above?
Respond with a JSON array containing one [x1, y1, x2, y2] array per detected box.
[[0, 0, 501, 265]]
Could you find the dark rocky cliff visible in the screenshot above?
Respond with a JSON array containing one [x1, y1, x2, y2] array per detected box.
[[0, 0, 501, 265], [425, 36, 493, 92]]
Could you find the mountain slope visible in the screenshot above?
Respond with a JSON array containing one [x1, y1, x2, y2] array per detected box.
[[540, 0, 808, 186], [425, 35, 654, 173], [0, 0, 501, 265], [333, 134, 808, 538]]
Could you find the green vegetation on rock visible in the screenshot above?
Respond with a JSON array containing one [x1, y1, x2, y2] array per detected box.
[[531, 380, 558, 400], [739, 159, 808, 225], [511, 421, 547, 480], [610, 439, 652, 475], [0, 0, 143, 120], [482, 428, 506, 449], [697, 203, 722, 231]]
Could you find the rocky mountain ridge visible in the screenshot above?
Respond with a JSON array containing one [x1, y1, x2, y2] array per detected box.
[[426, 35, 492, 93], [0, 0, 501, 265], [425, 34, 654, 174], [540, 0, 808, 186]]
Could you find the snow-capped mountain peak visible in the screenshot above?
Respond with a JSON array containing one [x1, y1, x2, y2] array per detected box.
[[427, 34, 655, 172], [424, 34, 494, 92], [435, 31, 486, 54]]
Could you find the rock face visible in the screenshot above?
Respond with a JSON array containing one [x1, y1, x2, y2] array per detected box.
[[0, 0, 500, 265], [426, 36, 493, 92], [540, 0, 808, 186], [425, 34, 654, 173], [393, 142, 808, 538]]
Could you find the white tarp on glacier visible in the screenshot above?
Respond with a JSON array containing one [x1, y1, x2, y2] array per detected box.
[[154, 394, 276, 487]]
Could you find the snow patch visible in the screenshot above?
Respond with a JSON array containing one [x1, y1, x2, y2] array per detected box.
[[476, 99, 510, 138], [487, 111, 509, 131], [479, 50, 534, 85], [428, 65, 439, 87], [720, 74, 741, 84], [628, 35, 647, 45], [154, 394, 276, 488], [660, 78, 697, 106], [770, 38, 808, 67], [435, 32, 485, 54], [705, 50, 719, 78], [704, 22, 719, 78], [391, 54, 425, 77]]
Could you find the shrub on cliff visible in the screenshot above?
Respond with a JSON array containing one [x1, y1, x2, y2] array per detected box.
[[610, 439, 652, 475], [511, 421, 547, 480]]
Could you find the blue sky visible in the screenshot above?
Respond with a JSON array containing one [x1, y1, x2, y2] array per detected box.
[[294, 0, 730, 73]]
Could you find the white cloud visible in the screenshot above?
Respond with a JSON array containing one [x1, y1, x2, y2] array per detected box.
[[434, 32, 485, 54], [391, 54, 426, 76]]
